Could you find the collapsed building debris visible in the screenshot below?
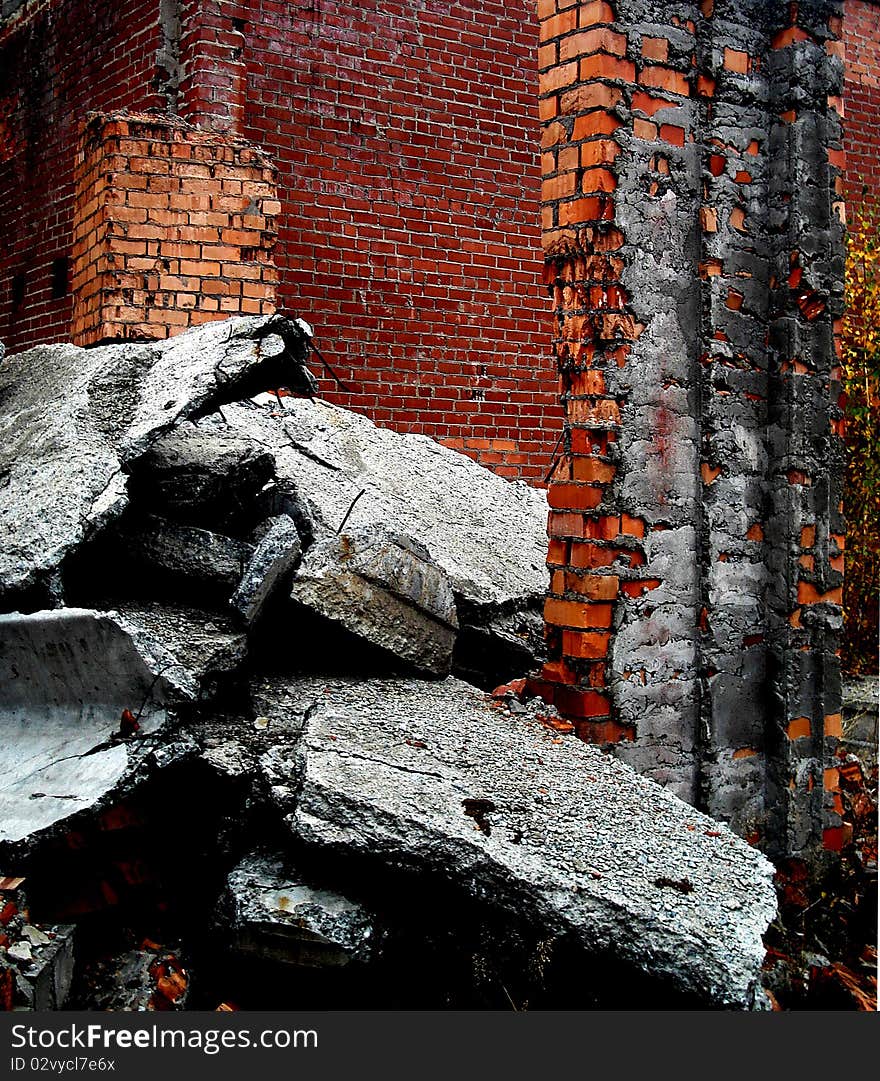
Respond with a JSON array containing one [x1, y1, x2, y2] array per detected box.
[[260, 676, 776, 1009], [0, 608, 196, 848], [222, 851, 379, 968], [0, 314, 315, 610], [289, 528, 458, 676], [0, 315, 784, 1010], [0, 879, 75, 1011]]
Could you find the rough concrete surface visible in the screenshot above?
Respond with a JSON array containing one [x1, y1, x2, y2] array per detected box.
[[214, 397, 549, 609], [224, 850, 378, 967], [0, 608, 196, 846], [0, 315, 314, 604], [231, 515, 302, 626], [290, 527, 458, 675], [259, 676, 777, 1008]]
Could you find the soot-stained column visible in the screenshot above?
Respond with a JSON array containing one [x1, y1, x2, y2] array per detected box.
[[533, 0, 845, 863]]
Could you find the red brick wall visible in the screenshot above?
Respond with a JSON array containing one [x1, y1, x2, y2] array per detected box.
[[70, 112, 278, 345], [0, 0, 166, 351], [843, 0, 880, 216]]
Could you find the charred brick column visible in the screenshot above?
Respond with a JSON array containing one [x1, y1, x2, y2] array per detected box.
[[533, 0, 845, 863], [70, 111, 278, 345]]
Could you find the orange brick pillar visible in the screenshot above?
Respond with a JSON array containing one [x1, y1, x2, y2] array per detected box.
[[531, 0, 846, 865], [70, 112, 278, 345]]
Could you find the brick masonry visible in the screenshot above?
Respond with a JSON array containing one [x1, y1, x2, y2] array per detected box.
[[842, 0, 880, 215], [70, 112, 278, 344], [531, 0, 847, 864]]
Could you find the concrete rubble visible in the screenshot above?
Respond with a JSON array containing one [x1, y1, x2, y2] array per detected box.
[[0, 317, 782, 1010], [210, 395, 549, 675], [290, 527, 458, 676], [0, 879, 75, 1011], [223, 851, 378, 968], [0, 315, 315, 608], [261, 676, 777, 1010], [0, 608, 196, 848]]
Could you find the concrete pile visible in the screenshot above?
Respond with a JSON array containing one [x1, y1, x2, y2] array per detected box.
[[0, 316, 777, 1010]]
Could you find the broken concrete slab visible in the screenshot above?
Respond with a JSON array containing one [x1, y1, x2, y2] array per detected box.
[[261, 676, 777, 1009], [289, 527, 458, 676], [224, 850, 378, 967], [108, 602, 248, 700], [213, 397, 549, 610], [127, 422, 276, 533], [0, 315, 315, 606], [231, 515, 302, 627], [0, 608, 196, 847], [111, 515, 254, 595]]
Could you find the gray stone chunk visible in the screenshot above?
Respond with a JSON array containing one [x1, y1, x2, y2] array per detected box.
[[224, 851, 377, 967], [3, 925, 76, 1010], [109, 601, 248, 699], [128, 422, 276, 531], [215, 397, 548, 610], [0, 608, 197, 846], [266, 676, 777, 1009], [231, 515, 302, 626], [117, 515, 253, 593], [0, 315, 314, 605], [290, 527, 458, 676]]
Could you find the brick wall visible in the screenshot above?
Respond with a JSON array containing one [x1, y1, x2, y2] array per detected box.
[[531, 0, 846, 864], [70, 112, 277, 344], [0, 0, 166, 351], [842, 0, 880, 214]]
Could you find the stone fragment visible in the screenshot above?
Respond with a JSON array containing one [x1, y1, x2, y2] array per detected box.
[[114, 515, 254, 594], [262, 676, 777, 1009], [289, 527, 458, 676], [127, 423, 276, 532], [0, 315, 315, 606], [2, 925, 76, 1010], [211, 397, 548, 676], [108, 601, 248, 699], [0, 608, 196, 847], [224, 850, 378, 967], [231, 515, 302, 626]]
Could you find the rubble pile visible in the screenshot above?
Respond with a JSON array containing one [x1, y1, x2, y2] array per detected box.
[[0, 316, 778, 1010]]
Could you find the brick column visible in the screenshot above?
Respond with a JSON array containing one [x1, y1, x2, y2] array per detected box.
[[70, 112, 278, 345], [532, 0, 845, 863]]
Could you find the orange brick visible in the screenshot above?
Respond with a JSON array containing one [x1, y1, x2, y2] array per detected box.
[[572, 111, 622, 138], [797, 582, 842, 606], [561, 629, 611, 658], [579, 54, 636, 82], [638, 65, 690, 96], [634, 118, 658, 140], [544, 597, 614, 628], [631, 90, 677, 117], [580, 139, 622, 167], [560, 82, 623, 114], [723, 48, 750, 73], [560, 28, 628, 62], [548, 483, 604, 510], [641, 37, 669, 62]]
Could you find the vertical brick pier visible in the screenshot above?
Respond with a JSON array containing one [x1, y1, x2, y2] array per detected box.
[[70, 111, 278, 345], [532, 0, 846, 863]]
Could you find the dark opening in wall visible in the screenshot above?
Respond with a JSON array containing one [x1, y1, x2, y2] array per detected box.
[[232, 17, 246, 32], [11, 271, 25, 312], [51, 257, 70, 300]]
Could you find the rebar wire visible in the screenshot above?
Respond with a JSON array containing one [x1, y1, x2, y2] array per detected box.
[[337, 488, 367, 534], [311, 339, 352, 392]]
